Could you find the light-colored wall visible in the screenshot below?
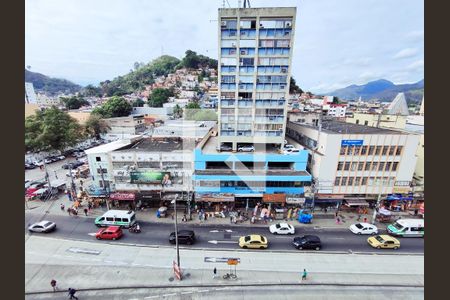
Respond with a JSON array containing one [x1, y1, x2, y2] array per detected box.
[[346, 113, 407, 130], [68, 111, 91, 125], [25, 103, 39, 117]]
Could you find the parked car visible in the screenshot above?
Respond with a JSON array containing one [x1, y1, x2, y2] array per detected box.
[[33, 160, 44, 167], [216, 144, 233, 152], [95, 226, 123, 240], [292, 235, 322, 250], [349, 223, 378, 235], [56, 155, 66, 161], [44, 157, 55, 164], [62, 161, 84, 170], [269, 223, 295, 235], [25, 163, 37, 170], [237, 145, 255, 152], [283, 148, 300, 155], [239, 235, 268, 249], [283, 144, 295, 149], [169, 230, 196, 245], [367, 234, 400, 250], [25, 180, 43, 189], [28, 220, 56, 233]]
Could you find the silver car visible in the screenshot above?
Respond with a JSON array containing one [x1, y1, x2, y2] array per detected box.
[[238, 145, 255, 152], [28, 220, 56, 233]]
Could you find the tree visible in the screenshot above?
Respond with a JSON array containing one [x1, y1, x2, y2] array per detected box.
[[132, 98, 145, 107], [185, 102, 201, 109], [148, 88, 173, 107], [84, 114, 110, 139], [92, 96, 132, 118], [61, 96, 90, 110], [179, 50, 201, 69], [185, 109, 217, 121], [173, 104, 183, 118], [289, 77, 304, 94], [25, 107, 83, 152], [82, 84, 102, 97]]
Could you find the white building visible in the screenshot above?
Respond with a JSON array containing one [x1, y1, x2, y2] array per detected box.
[[326, 104, 347, 118], [152, 120, 216, 139], [286, 119, 420, 204], [131, 106, 174, 120], [25, 82, 37, 104], [102, 115, 147, 141]]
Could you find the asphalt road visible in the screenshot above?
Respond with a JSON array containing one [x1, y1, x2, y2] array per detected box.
[[25, 213, 424, 254]]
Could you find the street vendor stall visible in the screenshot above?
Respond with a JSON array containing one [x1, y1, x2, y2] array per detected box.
[[376, 207, 394, 223]]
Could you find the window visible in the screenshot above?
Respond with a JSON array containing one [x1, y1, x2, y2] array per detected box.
[[347, 146, 354, 155], [354, 146, 361, 155], [350, 162, 357, 171], [335, 177, 341, 186], [358, 162, 364, 171], [392, 162, 399, 171], [341, 177, 348, 186], [364, 162, 371, 171], [385, 162, 392, 171], [367, 177, 375, 185], [382, 146, 388, 156], [396, 146, 403, 155], [344, 162, 350, 171], [355, 177, 361, 185], [378, 162, 385, 171], [97, 168, 107, 174], [106, 217, 113, 222], [388, 146, 395, 155], [361, 177, 368, 185], [368, 146, 375, 155], [114, 218, 122, 222], [371, 162, 378, 171], [337, 162, 344, 171], [348, 177, 354, 186], [375, 146, 382, 155], [96, 157, 101, 162], [340, 146, 347, 155], [361, 146, 368, 155], [355, 119, 359, 124], [364, 120, 369, 126]]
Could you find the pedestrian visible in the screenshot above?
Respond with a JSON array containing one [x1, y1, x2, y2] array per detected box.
[[67, 207, 72, 216], [301, 269, 308, 281], [182, 214, 187, 222], [60, 203, 65, 211], [230, 216, 233, 224], [336, 216, 341, 224], [363, 217, 368, 223], [84, 208, 88, 216], [79, 179, 83, 186], [324, 207, 328, 213], [50, 279, 57, 292], [335, 211, 338, 218], [204, 213, 208, 221], [68, 288, 78, 300], [357, 214, 361, 221], [88, 202, 92, 211], [213, 267, 217, 279]]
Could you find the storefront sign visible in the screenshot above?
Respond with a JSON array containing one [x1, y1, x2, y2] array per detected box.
[[109, 192, 135, 201], [392, 187, 411, 194], [263, 193, 286, 203], [386, 193, 414, 201], [341, 139, 363, 146], [286, 196, 305, 204], [195, 193, 234, 202], [130, 171, 169, 184]]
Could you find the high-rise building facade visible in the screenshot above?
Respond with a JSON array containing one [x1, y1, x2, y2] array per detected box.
[[218, 7, 296, 150]]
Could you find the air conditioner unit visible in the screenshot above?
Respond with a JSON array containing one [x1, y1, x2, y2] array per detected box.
[[231, 43, 236, 47], [286, 22, 292, 28], [281, 68, 287, 73], [221, 21, 227, 27]]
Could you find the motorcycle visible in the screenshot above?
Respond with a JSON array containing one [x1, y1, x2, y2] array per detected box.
[[129, 223, 141, 233]]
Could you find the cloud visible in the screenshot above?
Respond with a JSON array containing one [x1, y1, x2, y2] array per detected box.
[[358, 71, 382, 82], [393, 48, 418, 59], [406, 59, 424, 72], [406, 30, 424, 41]]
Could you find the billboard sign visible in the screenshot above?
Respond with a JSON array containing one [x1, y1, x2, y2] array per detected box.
[[341, 140, 363, 146], [130, 171, 169, 184]]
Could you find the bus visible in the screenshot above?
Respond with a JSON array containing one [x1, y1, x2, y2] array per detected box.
[[387, 219, 424, 237]]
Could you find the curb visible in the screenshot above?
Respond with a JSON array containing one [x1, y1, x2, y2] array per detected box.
[[25, 282, 425, 295]]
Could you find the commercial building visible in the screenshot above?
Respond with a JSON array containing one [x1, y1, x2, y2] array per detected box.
[[218, 7, 296, 150], [346, 112, 407, 129], [102, 115, 147, 141], [131, 106, 174, 120], [286, 119, 420, 208], [152, 120, 217, 139]]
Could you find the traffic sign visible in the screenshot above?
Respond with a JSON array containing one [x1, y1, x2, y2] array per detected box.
[[227, 258, 239, 265]]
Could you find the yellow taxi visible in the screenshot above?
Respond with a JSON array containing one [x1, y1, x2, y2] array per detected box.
[[239, 234, 268, 249], [367, 234, 400, 250]]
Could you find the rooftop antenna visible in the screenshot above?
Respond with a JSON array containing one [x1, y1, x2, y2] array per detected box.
[[243, 0, 251, 8]]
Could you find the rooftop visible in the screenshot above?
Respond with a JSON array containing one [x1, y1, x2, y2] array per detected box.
[[116, 137, 199, 153], [202, 135, 281, 154], [85, 138, 141, 154], [290, 120, 406, 135]]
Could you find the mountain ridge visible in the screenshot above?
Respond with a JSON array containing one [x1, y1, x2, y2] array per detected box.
[[25, 69, 82, 96]]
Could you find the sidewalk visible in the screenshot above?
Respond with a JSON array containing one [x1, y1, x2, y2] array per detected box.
[[25, 236, 424, 294], [25, 193, 417, 230]]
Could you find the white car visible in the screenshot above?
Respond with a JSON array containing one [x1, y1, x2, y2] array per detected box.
[[28, 220, 56, 233], [269, 223, 295, 235], [283, 148, 299, 155], [349, 223, 378, 235], [284, 144, 295, 149], [238, 145, 255, 152]]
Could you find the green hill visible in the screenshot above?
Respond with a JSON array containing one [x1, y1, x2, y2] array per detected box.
[[25, 69, 82, 95]]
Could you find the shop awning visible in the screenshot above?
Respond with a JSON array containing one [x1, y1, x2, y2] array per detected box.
[[343, 199, 369, 207], [195, 193, 234, 202], [262, 194, 286, 203]]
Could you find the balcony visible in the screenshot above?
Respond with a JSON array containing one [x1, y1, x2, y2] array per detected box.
[[255, 116, 284, 123]]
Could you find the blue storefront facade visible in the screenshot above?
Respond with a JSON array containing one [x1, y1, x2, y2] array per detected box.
[[193, 143, 312, 209]]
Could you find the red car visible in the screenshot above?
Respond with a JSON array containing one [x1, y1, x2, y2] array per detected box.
[[95, 226, 123, 240]]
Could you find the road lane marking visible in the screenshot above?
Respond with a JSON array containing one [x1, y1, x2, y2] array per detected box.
[[208, 240, 239, 244]]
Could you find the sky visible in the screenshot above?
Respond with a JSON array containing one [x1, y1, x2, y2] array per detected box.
[[25, 0, 424, 94]]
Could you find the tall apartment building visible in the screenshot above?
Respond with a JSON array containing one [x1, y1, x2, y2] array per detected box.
[[25, 82, 37, 104], [218, 7, 296, 150]]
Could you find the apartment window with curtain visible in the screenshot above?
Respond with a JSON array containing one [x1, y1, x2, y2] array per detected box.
[[344, 162, 350, 171], [382, 146, 388, 156], [364, 162, 371, 171], [341, 177, 348, 186], [348, 177, 354, 186], [355, 177, 361, 185], [375, 146, 382, 155], [385, 162, 392, 171], [358, 162, 365, 171], [337, 162, 344, 171], [392, 162, 399, 171], [334, 177, 341, 186], [378, 162, 385, 171], [396, 146, 403, 155], [361, 177, 368, 185]]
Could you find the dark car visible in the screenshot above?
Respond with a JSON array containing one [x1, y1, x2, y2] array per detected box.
[[216, 144, 233, 152], [25, 163, 37, 170], [292, 235, 322, 250], [62, 161, 84, 169], [169, 230, 196, 245]]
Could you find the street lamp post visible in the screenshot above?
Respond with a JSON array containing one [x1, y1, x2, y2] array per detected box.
[[172, 194, 181, 279], [371, 181, 385, 224]]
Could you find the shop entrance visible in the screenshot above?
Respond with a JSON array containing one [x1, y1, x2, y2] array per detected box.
[[235, 196, 262, 210]]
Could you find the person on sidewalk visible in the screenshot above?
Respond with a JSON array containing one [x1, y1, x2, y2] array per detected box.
[[84, 208, 88, 216], [50, 279, 57, 292], [68, 288, 78, 299], [60, 203, 65, 211], [363, 217, 368, 223], [213, 267, 217, 279], [67, 207, 72, 216], [301, 269, 308, 281]]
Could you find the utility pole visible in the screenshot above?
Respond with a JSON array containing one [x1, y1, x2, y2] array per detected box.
[[69, 164, 76, 200], [172, 194, 181, 278], [100, 167, 110, 210], [43, 160, 52, 190], [371, 183, 383, 224]]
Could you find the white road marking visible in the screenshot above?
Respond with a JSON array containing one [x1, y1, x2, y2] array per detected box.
[[208, 240, 238, 244], [181, 291, 193, 294], [144, 296, 159, 299], [162, 293, 176, 297], [198, 290, 209, 293]]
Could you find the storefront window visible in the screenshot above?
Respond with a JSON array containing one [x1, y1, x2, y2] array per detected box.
[[361, 146, 368, 155], [354, 146, 361, 155], [347, 146, 354, 155]]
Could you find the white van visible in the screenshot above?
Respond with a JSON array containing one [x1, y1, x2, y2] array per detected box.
[[387, 219, 424, 237], [94, 210, 136, 228]]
